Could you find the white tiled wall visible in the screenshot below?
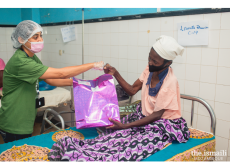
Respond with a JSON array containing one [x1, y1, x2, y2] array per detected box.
[[1, 12, 230, 159], [0, 27, 15, 64]]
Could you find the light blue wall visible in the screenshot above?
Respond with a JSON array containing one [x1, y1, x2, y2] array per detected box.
[[32, 8, 40, 24], [21, 8, 40, 24], [0, 8, 21, 25], [39, 8, 159, 24], [21, 8, 32, 21], [0, 8, 40, 25], [161, 8, 196, 12], [0, 8, 198, 25], [39, 8, 197, 24]]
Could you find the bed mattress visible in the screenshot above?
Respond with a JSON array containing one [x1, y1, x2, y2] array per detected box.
[[0, 87, 71, 109], [0, 127, 215, 161]]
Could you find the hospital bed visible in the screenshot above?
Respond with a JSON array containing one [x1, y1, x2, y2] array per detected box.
[[36, 86, 73, 130], [0, 87, 72, 114], [0, 92, 216, 161], [0, 86, 73, 132]]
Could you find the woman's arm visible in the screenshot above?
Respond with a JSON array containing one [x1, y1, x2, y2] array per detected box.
[[104, 64, 142, 96], [40, 63, 94, 80], [44, 79, 73, 87], [40, 61, 104, 80], [106, 109, 165, 130]]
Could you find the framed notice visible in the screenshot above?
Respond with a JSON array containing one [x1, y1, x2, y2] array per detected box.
[[177, 20, 209, 46]]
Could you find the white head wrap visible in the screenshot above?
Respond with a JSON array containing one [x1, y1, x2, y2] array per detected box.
[[152, 35, 184, 60]]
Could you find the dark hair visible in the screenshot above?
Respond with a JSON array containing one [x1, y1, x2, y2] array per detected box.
[[164, 59, 172, 63]]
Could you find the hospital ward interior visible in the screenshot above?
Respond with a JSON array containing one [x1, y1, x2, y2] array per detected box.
[[0, 7, 230, 161]]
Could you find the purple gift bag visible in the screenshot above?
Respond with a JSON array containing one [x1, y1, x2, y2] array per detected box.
[[73, 74, 120, 129]]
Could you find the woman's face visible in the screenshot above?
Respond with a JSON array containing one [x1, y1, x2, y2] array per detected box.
[[24, 31, 43, 49], [148, 48, 164, 66]]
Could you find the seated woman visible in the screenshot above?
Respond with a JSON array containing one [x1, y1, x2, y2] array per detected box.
[[48, 35, 190, 161]]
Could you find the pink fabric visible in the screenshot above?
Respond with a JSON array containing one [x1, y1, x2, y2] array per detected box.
[[0, 59, 5, 70], [29, 41, 44, 53], [139, 66, 181, 119], [0, 58, 5, 91]]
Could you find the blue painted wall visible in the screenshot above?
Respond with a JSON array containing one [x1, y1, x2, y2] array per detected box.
[[21, 8, 32, 21], [0, 8, 197, 25], [161, 8, 196, 12], [0, 8, 21, 25], [39, 8, 159, 24], [21, 8, 40, 24], [32, 8, 40, 24], [0, 8, 40, 25], [39, 8, 197, 24]]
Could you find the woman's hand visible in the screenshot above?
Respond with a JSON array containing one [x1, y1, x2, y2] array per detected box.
[[93, 61, 105, 71], [106, 118, 126, 130], [103, 64, 117, 76]]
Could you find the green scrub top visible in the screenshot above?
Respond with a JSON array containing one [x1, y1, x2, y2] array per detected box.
[[0, 49, 48, 134]]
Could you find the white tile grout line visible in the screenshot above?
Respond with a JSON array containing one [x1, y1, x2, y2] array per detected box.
[[228, 125, 230, 139], [227, 137, 230, 157], [197, 47, 202, 106], [215, 13, 222, 109]]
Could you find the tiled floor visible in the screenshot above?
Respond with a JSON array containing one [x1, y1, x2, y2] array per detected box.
[[0, 116, 58, 144]]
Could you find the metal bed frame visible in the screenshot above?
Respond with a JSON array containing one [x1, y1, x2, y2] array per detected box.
[[40, 87, 75, 134], [40, 92, 216, 136], [180, 94, 216, 135]]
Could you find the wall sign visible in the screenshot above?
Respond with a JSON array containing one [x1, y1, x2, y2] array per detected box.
[[61, 26, 76, 43], [177, 20, 209, 46]]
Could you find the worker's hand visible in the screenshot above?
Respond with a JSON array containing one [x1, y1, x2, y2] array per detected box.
[[105, 118, 126, 130], [103, 63, 117, 76], [93, 61, 105, 71]]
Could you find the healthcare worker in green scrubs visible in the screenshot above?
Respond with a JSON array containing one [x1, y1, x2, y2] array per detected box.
[[0, 20, 104, 143]]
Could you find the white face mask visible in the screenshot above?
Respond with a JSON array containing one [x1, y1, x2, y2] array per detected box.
[[24, 41, 44, 53]]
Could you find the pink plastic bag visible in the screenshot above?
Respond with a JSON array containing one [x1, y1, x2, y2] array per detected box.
[[73, 74, 120, 129]]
